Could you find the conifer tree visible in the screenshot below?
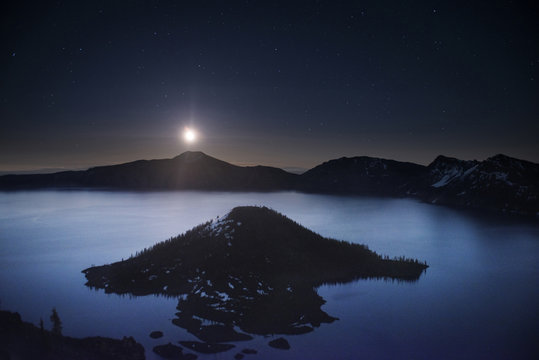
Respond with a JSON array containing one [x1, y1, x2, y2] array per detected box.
[[50, 308, 62, 336]]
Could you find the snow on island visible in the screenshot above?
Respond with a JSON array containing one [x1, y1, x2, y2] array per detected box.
[[82, 206, 428, 353]]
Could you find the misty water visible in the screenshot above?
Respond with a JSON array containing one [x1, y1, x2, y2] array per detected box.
[[0, 190, 538, 359]]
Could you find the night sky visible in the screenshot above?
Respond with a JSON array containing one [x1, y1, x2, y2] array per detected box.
[[1, 0, 538, 173]]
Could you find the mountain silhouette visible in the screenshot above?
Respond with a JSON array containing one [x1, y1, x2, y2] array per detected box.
[[1, 151, 537, 215]]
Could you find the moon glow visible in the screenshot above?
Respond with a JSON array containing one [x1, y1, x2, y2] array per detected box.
[[183, 128, 197, 143]]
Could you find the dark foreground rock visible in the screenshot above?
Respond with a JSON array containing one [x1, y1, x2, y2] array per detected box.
[[0, 310, 145, 360], [268, 337, 290, 350]]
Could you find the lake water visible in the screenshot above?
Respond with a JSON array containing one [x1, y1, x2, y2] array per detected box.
[[0, 190, 538, 359]]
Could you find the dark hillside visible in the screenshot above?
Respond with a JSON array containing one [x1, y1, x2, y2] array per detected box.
[[0, 310, 145, 360], [421, 154, 539, 214], [0, 152, 298, 191], [300, 156, 426, 196], [83, 207, 427, 345], [83, 206, 427, 296]]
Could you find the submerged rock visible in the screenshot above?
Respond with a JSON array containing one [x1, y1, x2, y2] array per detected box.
[[268, 337, 290, 350], [179, 341, 235, 354], [192, 325, 252, 343], [152, 343, 197, 359], [149, 330, 163, 339]]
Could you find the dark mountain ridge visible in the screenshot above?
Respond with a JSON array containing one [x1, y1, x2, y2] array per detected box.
[[1, 151, 537, 216], [297, 153, 538, 215], [0, 151, 298, 191], [420, 154, 539, 215], [300, 156, 426, 196]]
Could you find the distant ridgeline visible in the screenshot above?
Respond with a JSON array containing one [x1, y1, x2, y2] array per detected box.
[[1, 151, 537, 216], [83, 206, 427, 348]]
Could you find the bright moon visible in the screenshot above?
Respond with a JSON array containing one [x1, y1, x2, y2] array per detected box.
[[183, 128, 197, 143]]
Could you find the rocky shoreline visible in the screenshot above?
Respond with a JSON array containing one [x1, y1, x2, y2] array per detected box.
[[0, 310, 145, 360]]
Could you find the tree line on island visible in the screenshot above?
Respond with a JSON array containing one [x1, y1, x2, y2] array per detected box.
[[82, 206, 427, 355]]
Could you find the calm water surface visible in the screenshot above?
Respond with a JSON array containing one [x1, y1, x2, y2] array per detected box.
[[0, 190, 538, 359]]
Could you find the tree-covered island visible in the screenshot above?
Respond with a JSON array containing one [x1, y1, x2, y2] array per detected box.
[[83, 206, 428, 352]]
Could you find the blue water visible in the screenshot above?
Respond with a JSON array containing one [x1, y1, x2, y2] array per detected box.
[[0, 190, 538, 359]]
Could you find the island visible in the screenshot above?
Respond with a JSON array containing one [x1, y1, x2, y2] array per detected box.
[[83, 206, 427, 353]]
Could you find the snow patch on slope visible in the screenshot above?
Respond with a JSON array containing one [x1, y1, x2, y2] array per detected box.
[[431, 166, 463, 188], [202, 212, 237, 241]]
